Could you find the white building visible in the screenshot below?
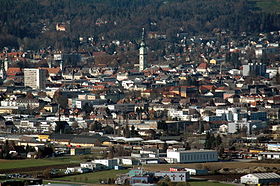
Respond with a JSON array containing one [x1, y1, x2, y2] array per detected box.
[[120, 158, 140, 165], [216, 107, 247, 122], [259, 152, 280, 160], [266, 68, 278, 78], [80, 162, 95, 170], [24, 68, 46, 89], [93, 159, 118, 169], [228, 120, 266, 134], [168, 109, 191, 121], [228, 69, 241, 75], [241, 173, 280, 185], [122, 80, 134, 89], [242, 63, 266, 77], [267, 144, 280, 151], [167, 149, 218, 163], [272, 125, 280, 132], [219, 124, 228, 133], [184, 168, 208, 175]]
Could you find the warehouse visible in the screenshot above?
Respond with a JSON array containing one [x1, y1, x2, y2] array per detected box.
[[241, 173, 280, 185], [166, 149, 218, 163]]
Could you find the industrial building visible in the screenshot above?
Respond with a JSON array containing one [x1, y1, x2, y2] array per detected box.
[[93, 159, 118, 169], [241, 173, 280, 185], [166, 149, 218, 163]]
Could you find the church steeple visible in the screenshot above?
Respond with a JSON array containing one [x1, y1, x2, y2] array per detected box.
[[141, 27, 145, 42], [139, 28, 147, 72], [0, 55, 8, 79]]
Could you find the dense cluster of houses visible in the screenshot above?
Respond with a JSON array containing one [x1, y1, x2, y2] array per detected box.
[[0, 28, 280, 185]]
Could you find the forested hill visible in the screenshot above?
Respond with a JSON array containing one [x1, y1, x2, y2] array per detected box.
[[0, 0, 280, 49]]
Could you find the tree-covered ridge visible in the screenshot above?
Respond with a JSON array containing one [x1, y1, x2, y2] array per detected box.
[[249, 0, 280, 14], [0, 0, 280, 49]]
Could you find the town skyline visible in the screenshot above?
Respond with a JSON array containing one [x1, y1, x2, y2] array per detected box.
[[1, 0, 280, 186]]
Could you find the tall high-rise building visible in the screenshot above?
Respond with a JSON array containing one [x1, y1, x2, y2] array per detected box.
[[139, 28, 147, 72], [242, 63, 266, 77], [24, 68, 46, 89]]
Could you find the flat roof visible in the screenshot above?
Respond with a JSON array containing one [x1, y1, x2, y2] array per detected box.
[[168, 150, 217, 153], [244, 173, 280, 179]]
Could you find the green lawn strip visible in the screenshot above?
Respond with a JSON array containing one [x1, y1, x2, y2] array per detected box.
[[189, 181, 234, 186], [0, 157, 81, 170], [54, 169, 129, 184], [43, 180, 82, 185]]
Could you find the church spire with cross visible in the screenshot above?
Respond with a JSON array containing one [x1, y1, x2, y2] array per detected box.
[[139, 28, 147, 72]]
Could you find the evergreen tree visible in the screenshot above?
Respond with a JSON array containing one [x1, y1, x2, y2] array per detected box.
[[123, 124, 130, 138], [204, 132, 212, 149], [3, 140, 10, 159]]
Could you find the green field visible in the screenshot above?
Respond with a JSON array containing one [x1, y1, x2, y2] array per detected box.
[[0, 156, 81, 170], [43, 180, 82, 185], [53, 170, 234, 185], [250, 0, 280, 13], [189, 181, 233, 186], [54, 169, 129, 184]]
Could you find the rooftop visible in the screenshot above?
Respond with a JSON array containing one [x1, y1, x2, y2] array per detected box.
[[244, 173, 280, 179]]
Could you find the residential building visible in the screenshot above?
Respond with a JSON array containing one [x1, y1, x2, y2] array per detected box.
[[242, 63, 266, 77], [154, 171, 189, 182], [24, 68, 46, 89], [228, 120, 267, 134]]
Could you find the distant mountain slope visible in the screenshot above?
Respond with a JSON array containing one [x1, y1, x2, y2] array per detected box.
[[0, 0, 279, 49]]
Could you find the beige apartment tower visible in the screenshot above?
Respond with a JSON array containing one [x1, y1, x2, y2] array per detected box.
[[24, 68, 46, 89]]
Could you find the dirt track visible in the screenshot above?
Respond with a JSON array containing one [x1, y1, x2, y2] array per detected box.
[[142, 161, 280, 171], [193, 174, 244, 182]]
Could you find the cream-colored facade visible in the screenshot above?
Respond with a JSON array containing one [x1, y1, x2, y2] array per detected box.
[[24, 68, 46, 89]]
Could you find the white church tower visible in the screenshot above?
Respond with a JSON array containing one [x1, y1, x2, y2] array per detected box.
[[139, 28, 147, 72], [0, 57, 8, 79]]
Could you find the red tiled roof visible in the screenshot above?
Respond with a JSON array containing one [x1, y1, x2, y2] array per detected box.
[[8, 52, 24, 57], [40, 67, 61, 74], [197, 63, 208, 69], [200, 85, 215, 90], [93, 52, 107, 57], [216, 86, 227, 90], [7, 67, 22, 75], [143, 89, 152, 93]]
